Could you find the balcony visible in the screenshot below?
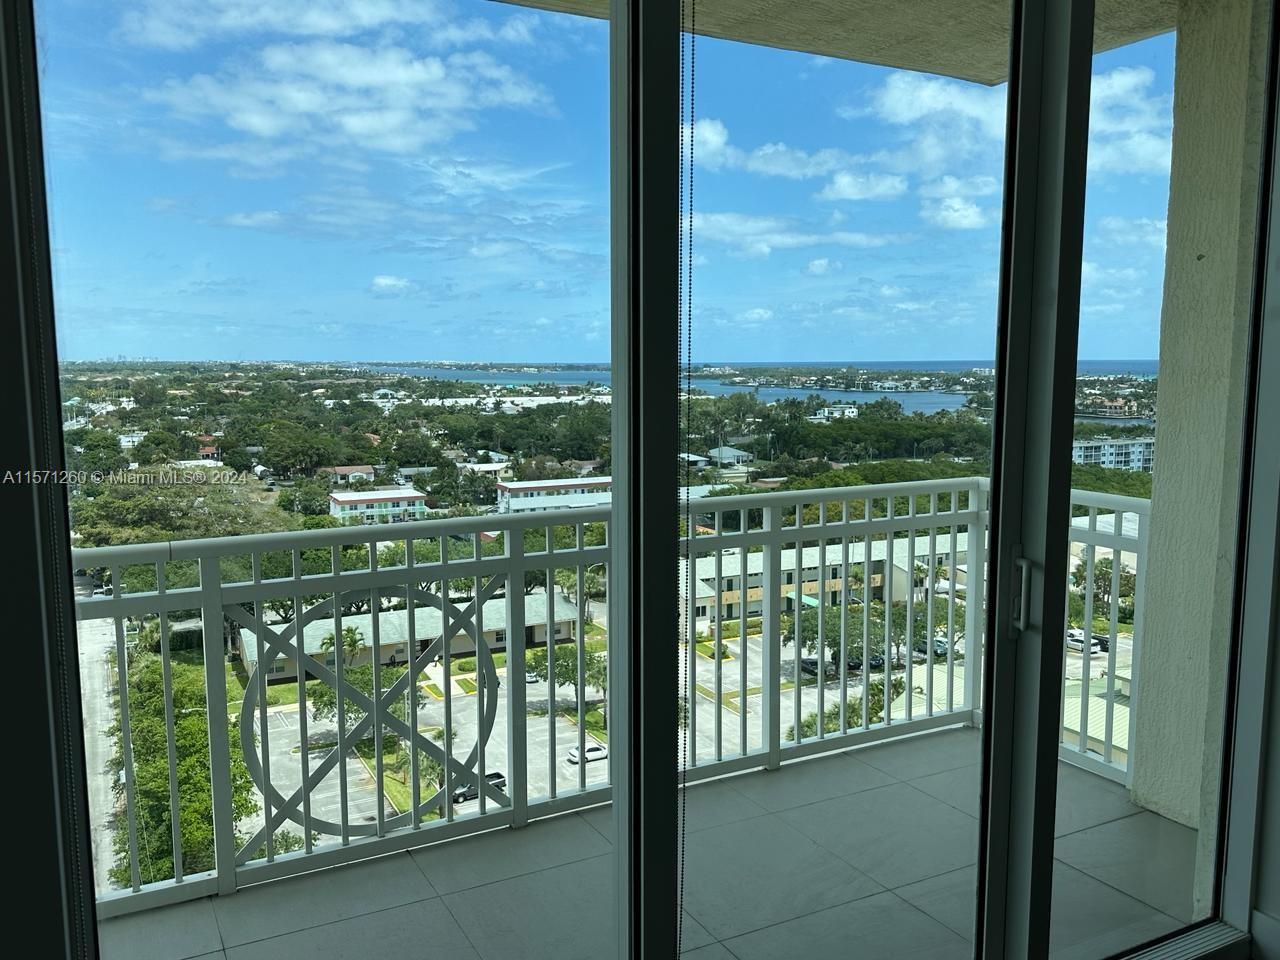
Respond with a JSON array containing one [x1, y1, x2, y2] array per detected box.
[[75, 477, 1174, 958]]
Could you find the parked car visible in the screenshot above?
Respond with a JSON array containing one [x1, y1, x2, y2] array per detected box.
[[452, 771, 507, 805], [799, 657, 836, 679], [914, 639, 951, 661], [845, 653, 886, 672], [91, 586, 111, 597], [568, 743, 608, 764], [1065, 631, 1108, 653], [525, 671, 542, 684]]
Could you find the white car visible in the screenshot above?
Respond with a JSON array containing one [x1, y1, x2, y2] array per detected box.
[[1065, 629, 1105, 653], [567, 743, 608, 765]]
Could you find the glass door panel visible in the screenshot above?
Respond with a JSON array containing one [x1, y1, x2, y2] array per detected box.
[[672, 3, 1012, 954], [1046, 3, 1273, 956], [36, 0, 619, 954]]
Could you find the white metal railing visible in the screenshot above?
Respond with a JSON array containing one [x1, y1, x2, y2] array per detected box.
[[71, 477, 1146, 917], [677, 476, 988, 776], [75, 507, 612, 917], [1060, 489, 1149, 784]]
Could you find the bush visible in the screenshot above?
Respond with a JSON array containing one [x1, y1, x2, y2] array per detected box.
[[696, 617, 761, 642]]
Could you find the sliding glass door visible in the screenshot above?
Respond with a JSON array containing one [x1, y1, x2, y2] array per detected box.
[[636, 1, 1278, 958], [6, 0, 1277, 957], [980, 1, 1276, 958]]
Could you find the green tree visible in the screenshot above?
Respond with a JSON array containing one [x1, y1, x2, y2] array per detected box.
[[134, 429, 194, 465], [320, 625, 365, 666], [525, 644, 608, 706], [1070, 555, 1136, 610], [786, 678, 906, 741], [275, 477, 332, 516], [67, 429, 128, 475], [109, 654, 257, 885]]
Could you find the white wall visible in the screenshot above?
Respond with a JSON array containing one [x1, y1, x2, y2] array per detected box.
[[1129, 0, 1271, 919]]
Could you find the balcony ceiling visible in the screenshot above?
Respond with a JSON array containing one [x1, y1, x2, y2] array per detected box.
[[500, 0, 1176, 86]]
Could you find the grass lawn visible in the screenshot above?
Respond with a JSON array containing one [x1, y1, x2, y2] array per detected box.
[[695, 641, 734, 661], [585, 622, 606, 637], [172, 651, 324, 710], [456, 676, 478, 695], [584, 637, 607, 654], [355, 740, 411, 815], [583, 707, 608, 742], [557, 705, 609, 743], [354, 738, 445, 820], [422, 682, 444, 700], [694, 682, 740, 714], [452, 652, 508, 673]]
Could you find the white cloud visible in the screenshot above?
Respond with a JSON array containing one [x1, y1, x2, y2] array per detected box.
[[867, 73, 1007, 140], [118, 0, 447, 49], [689, 118, 900, 198], [744, 143, 855, 180], [690, 118, 734, 171], [414, 155, 568, 198], [737, 307, 774, 326], [878, 284, 906, 298], [1098, 215, 1167, 252], [692, 211, 890, 258], [223, 210, 282, 227], [807, 258, 838, 275], [817, 171, 907, 201], [921, 197, 988, 229], [862, 73, 1008, 176], [148, 40, 550, 160], [919, 175, 1000, 198], [370, 274, 415, 295], [425, 13, 542, 50], [469, 240, 523, 259], [1081, 261, 1141, 286], [1087, 67, 1172, 175]]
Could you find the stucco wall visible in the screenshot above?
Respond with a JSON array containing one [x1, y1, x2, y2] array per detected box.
[[1129, 0, 1269, 919]]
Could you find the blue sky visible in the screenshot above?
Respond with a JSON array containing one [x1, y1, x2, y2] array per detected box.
[[37, 0, 1173, 363]]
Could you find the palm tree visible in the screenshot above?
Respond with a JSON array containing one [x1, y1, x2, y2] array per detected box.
[[320, 625, 365, 666]]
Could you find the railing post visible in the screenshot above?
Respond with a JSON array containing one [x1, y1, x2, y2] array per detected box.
[[761, 505, 782, 770], [1125, 509, 1150, 786], [965, 479, 988, 723], [199, 556, 237, 896], [505, 534, 529, 828]]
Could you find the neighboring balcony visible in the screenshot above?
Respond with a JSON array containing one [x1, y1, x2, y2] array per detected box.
[[74, 477, 1180, 959]]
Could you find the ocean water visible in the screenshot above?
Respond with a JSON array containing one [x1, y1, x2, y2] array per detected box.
[[364, 359, 1155, 413]]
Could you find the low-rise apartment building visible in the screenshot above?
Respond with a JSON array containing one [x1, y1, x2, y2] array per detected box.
[[237, 592, 577, 682], [1071, 436, 1155, 472], [497, 476, 613, 513], [678, 530, 970, 627], [329, 489, 429, 524]]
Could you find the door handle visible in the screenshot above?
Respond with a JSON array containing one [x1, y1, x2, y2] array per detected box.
[[1013, 556, 1031, 632]]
